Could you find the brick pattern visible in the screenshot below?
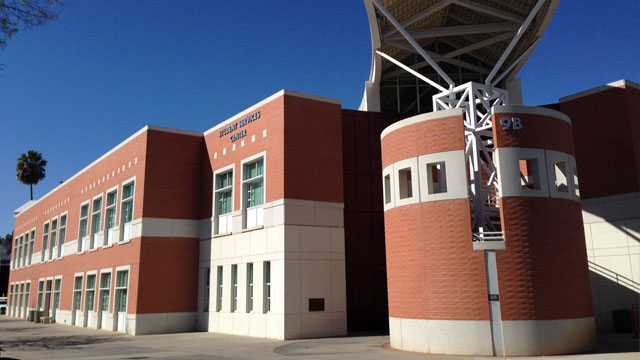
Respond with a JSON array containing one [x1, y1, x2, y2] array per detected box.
[[497, 197, 593, 320], [384, 200, 489, 321], [557, 85, 640, 198], [492, 112, 575, 156], [381, 114, 465, 169]]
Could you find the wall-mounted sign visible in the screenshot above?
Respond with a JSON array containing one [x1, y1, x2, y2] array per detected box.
[[500, 117, 522, 130], [218, 111, 261, 142]]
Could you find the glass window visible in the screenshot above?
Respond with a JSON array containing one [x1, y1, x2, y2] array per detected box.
[[203, 267, 210, 312], [247, 263, 253, 312], [17, 235, 23, 268], [53, 279, 61, 311], [243, 159, 264, 228], [90, 197, 102, 249], [37, 280, 44, 310], [99, 273, 111, 312], [427, 162, 447, 194], [231, 265, 238, 312], [73, 276, 83, 312], [216, 266, 223, 312], [264, 261, 271, 313], [121, 183, 134, 224], [115, 270, 128, 313], [41, 223, 49, 262], [57, 215, 66, 258], [28, 230, 35, 266], [105, 190, 117, 245], [49, 218, 57, 260], [215, 171, 233, 234], [78, 204, 89, 252], [85, 274, 96, 311]]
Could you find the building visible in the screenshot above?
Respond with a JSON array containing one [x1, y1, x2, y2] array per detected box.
[[6, 0, 639, 357]]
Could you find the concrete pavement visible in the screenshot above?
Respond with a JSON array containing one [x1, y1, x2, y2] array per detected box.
[[0, 317, 638, 360]]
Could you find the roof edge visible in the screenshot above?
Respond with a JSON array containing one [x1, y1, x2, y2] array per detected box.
[[559, 79, 640, 103]]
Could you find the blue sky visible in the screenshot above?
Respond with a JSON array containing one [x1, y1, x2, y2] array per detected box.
[[0, 0, 638, 235]]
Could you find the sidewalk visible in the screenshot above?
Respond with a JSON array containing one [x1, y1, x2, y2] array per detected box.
[[0, 316, 637, 360]]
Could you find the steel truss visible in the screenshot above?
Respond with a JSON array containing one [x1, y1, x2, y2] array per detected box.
[[433, 83, 508, 241]]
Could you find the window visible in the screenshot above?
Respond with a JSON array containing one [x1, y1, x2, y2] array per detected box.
[[16, 235, 22, 268], [18, 284, 23, 315], [243, 159, 264, 228], [519, 159, 540, 190], [73, 276, 83, 313], [78, 204, 89, 252], [41, 223, 49, 262], [554, 161, 568, 192], [231, 265, 238, 312], [247, 263, 254, 312], [37, 280, 44, 310], [24, 283, 30, 313], [215, 171, 233, 234], [203, 267, 210, 312], [99, 272, 111, 312], [384, 175, 392, 204], [398, 168, 413, 199], [53, 279, 61, 312], [12, 240, 17, 269], [49, 218, 57, 260], [115, 270, 129, 313], [85, 274, 96, 312], [573, 166, 580, 198], [264, 261, 271, 313], [28, 230, 35, 266], [90, 197, 102, 249], [105, 190, 117, 245], [121, 182, 134, 242], [21, 234, 27, 267], [57, 215, 66, 258], [427, 162, 447, 194], [216, 266, 223, 312]]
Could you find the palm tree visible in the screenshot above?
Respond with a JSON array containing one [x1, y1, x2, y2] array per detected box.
[[15, 150, 47, 200]]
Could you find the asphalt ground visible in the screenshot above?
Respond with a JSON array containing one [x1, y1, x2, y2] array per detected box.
[[0, 316, 638, 360]]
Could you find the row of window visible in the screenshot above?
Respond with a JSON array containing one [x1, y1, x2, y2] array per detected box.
[[8, 269, 130, 318], [205, 261, 271, 313], [519, 158, 579, 197], [11, 180, 136, 269], [214, 157, 265, 235]]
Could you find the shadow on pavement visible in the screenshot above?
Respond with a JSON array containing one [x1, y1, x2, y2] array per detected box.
[[0, 335, 120, 351]]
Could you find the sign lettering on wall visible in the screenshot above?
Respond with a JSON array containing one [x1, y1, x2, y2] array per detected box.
[[218, 111, 261, 142], [500, 117, 523, 130]]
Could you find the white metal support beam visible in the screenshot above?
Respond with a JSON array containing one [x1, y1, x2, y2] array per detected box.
[[440, 32, 515, 60], [491, 39, 540, 86], [485, 0, 546, 85], [383, 22, 519, 41], [452, 0, 525, 23], [371, 0, 455, 87], [376, 50, 448, 92]]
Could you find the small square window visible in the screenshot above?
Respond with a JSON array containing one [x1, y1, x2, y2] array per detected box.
[[384, 175, 392, 204], [554, 161, 568, 192], [427, 162, 447, 194], [398, 168, 413, 199], [519, 159, 540, 190]]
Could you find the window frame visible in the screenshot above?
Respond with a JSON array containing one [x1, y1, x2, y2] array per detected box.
[[98, 269, 112, 313], [241, 152, 267, 230], [120, 177, 136, 243], [263, 261, 271, 313], [213, 164, 235, 235], [114, 266, 130, 314], [231, 264, 238, 312], [57, 212, 68, 259], [72, 274, 83, 313], [77, 201, 90, 253], [85, 272, 97, 312], [48, 216, 58, 261], [41, 221, 50, 262], [104, 185, 119, 246], [28, 228, 35, 266], [216, 266, 223, 312], [90, 194, 103, 250], [247, 262, 254, 313]]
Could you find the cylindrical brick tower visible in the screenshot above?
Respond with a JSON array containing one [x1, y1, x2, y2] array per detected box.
[[380, 106, 595, 356]]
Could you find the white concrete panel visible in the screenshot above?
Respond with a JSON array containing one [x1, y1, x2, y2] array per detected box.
[[218, 312, 234, 334], [495, 147, 550, 198], [271, 260, 285, 314], [284, 203, 316, 226], [331, 311, 347, 336], [234, 232, 250, 257], [300, 312, 332, 338], [272, 204, 285, 227], [300, 226, 331, 253], [400, 318, 429, 353], [417, 150, 468, 202], [249, 229, 267, 255], [331, 260, 346, 312], [284, 259, 301, 314], [199, 218, 214, 240], [267, 225, 285, 253], [389, 317, 403, 350], [590, 221, 630, 249], [300, 260, 332, 312], [199, 239, 211, 263], [249, 313, 267, 338], [330, 228, 345, 253], [267, 313, 285, 339], [426, 319, 493, 356], [545, 150, 573, 201], [284, 225, 301, 252], [315, 205, 344, 227], [211, 236, 221, 260], [220, 235, 235, 259], [502, 317, 596, 356], [592, 255, 633, 280], [284, 313, 301, 339], [232, 312, 250, 336]]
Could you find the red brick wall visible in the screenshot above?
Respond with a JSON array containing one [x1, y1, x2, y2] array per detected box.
[[558, 85, 640, 198], [497, 197, 593, 320], [385, 200, 489, 320], [381, 114, 465, 169], [342, 110, 401, 331], [492, 112, 575, 156]]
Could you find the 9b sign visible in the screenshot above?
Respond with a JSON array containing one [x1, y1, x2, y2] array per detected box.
[[500, 117, 523, 130]]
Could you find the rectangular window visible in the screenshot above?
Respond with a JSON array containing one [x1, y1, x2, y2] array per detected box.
[[90, 197, 102, 249], [243, 159, 264, 228], [115, 270, 129, 313], [105, 190, 117, 245], [247, 263, 254, 312], [203, 267, 210, 312], [215, 171, 233, 234], [121, 182, 134, 242], [37, 280, 44, 310], [554, 161, 568, 192], [28, 230, 35, 266], [73, 276, 83, 312], [264, 261, 271, 313], [78, 204, 89, 252], [216, 266, 223, 312], [53, 279, 61, 311], [427, 162, 447, 194], [231, 264, 238, 312], [85, 274, 96, 312], [41, 223, 49, 262], [57, 215, 66, 258], [22, 234, 28, 266], [398, 168, 413, 199], [573, 166, 580, 198], [24, 282, 31, 312], [17, 235, 23, 268], [49, 218, 57, 260], [99, 273, 111, 312], [519, 159, 540, 190], [384, 174, 392, 204]]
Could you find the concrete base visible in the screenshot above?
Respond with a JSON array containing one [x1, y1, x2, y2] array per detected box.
[[502, 317, 597, 356], [127, 312, 197, 335]]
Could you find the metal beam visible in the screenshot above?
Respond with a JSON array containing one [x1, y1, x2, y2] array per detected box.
[[452, 0, 525, 23], [491, 38, 540, 86], [485, 0, 546, 85], [383, 22, 519, 41], [376, 50, 448, 92], [440, 32, 514, 60], [371, 0, 455, 87], [383, 0, 453, 38]]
